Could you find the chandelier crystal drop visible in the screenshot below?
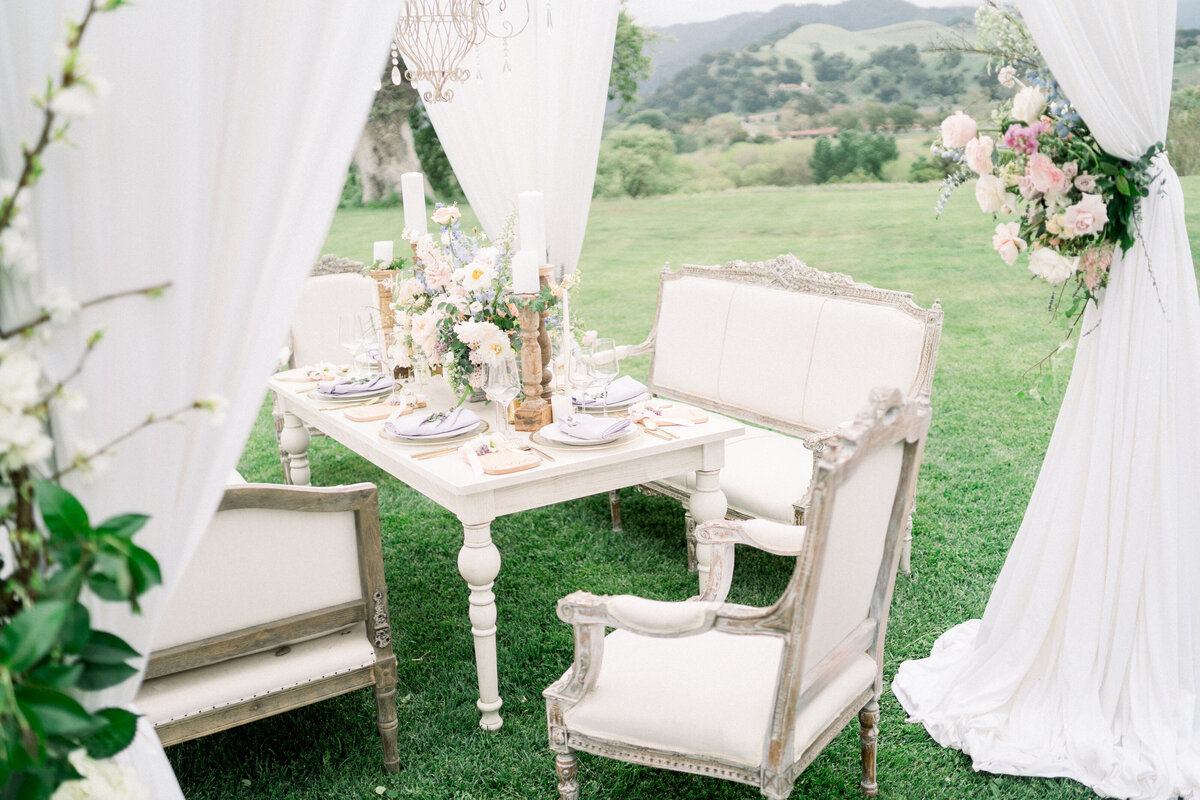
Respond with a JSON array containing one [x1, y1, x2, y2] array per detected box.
[[393, 0, 531, 103]]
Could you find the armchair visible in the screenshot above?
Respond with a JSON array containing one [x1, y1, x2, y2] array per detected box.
[[544, 389, 931, 799], [135, 482, 400, 772]]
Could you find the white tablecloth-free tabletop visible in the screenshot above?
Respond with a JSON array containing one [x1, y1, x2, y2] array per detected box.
[[270, 371, 742, 730]]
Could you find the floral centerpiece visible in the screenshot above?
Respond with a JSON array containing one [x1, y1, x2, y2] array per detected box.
[[934, 6, 1161, 338], [391, 204, 564, 399]]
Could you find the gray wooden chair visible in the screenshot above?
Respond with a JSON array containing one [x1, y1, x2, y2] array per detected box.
[[136, 482, 399, 772], [544, 389, 931, 799]]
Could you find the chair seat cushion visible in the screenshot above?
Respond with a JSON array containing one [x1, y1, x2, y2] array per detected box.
[[563, 628, 877, 768], [654, 418, 815, 523], [136, 622, 376, 726]]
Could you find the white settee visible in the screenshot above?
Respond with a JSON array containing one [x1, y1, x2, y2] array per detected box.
[[616, 254, 942, 571]]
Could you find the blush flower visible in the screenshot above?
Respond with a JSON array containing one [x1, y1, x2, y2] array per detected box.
[[975, 174, 1012, 214], [1028, 247, 1078, 284], [992, 222, 1027, 266], [1060, 193, 1109, 237], [1011, 85, 1047, 124], [1027, 153, 1070, 196], [940, 111, 977, 148], [965, 135, 995, 175]]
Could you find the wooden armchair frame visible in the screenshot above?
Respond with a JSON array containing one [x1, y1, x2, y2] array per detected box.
[[544, 389, 931, 799], [141, 483, 400, 772]]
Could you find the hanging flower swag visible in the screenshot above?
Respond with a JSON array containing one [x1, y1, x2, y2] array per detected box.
[[391, 204, 575, 399], [934, 5, 1162, 360]]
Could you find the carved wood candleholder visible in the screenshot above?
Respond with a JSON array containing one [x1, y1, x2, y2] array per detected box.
[[514, 267, 555, 431]]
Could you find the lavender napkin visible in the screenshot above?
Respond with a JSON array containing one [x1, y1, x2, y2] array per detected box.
[[317, 375, 393, 396], [572, 375, 647, 406], [557, 415, 633, 441], [386, 406, 481, 438]]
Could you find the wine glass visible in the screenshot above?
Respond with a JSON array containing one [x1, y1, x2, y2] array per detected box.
[[567, 340, 596, 411], [591, 338, 620, 416], [484, 355, 521, 444], [339, 314, 367, 377]]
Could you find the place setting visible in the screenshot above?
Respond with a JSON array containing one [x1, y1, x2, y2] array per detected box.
[[567, 338, 652, 414], [532, 413, 640, 451], [380, 405, 488, 447]]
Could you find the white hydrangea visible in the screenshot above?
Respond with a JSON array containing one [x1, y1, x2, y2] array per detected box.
[[0, 409, 53, 472], [40, 286, 80, 326], [48, 83, 98, 122], [50, 751, 148, 800], [0, 223, 39, 278], [0, 341, 42, 413]]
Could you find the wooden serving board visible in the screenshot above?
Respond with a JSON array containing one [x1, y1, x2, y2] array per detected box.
[[477, 450, 541, 475]]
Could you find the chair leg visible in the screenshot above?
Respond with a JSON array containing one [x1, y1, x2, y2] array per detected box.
[[555, 751, 580, 800], [684, 512, 697, 573], [859, 698, 879, 796], [373, 659, 400, 773], [608, 489, 623, 533], [273, 406, 293, 484], [899, 513, 914, 575]]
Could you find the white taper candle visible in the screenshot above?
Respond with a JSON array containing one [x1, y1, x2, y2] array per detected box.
[[401, 172, 427, 235]]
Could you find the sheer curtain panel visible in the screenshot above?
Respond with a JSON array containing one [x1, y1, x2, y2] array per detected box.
[[891, 2, 1200, 798], [0, 1, 403, 794], [417, 0, 621, 272]]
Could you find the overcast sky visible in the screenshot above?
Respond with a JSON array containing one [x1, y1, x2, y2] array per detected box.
[[625, 0, 973, 28]]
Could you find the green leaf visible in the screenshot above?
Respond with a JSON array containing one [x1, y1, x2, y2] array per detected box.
[[59, 602, 90, 654], [1115, 173, 1131, 195], [26, 661, 84, 692], [76, 660, 138, 692], [82, 707, 138, 759], [126, 545, 161, 596], [80, 631, 140, 665], [15, 686, 100, 737], [94, 513, 148, 540], [86, 573, 126, 602], [41, 564, 84, 601], [32, 481, 89, 537], [0, 601, 70, 674]]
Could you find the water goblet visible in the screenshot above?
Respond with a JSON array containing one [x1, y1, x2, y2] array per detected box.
[[591, 338, 620, 416], [484, 355, 521, 445], [567, 341, 596, 410]]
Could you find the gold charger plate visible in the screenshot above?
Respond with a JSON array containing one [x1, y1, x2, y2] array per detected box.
[[377, 420, 489, 446], [529, 427, 641, 451]]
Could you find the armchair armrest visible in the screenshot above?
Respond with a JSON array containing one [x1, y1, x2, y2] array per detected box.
[[692, 519, 808, 602]]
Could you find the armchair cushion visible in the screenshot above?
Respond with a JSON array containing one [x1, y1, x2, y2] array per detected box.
[[137, 622, 377, 728], [660, 419, 815, 523], [564, 629, 876, 767]]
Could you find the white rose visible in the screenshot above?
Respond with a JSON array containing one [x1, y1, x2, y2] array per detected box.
[[1011, 86, 1047, 124], [431, 204, 461, 227], [997, 65, 1017, 88], [1028, 247, 1079, 285], [974, 174, 1011, 214], [469, 300, 484, 315]]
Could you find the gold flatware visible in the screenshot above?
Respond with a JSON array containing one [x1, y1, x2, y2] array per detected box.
[[319, 397, 384, 412], [642, 427, 671, 441], [412, 446, 462, 461], [521, 444, 556, 462]]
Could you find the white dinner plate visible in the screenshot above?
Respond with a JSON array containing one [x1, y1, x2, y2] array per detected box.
[[571, 392, 652, 414], [379, 419, 487, 444], [536, 421, 637, 447]]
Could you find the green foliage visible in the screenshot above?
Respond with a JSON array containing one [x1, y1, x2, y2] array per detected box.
[[908, 153, 957, 183], [1169, 86, 1200, 176], [409, 104, 461, 200], [594, 125, 677, 198], [0, 482, 160, 797], [609, 7, 656, 113], [809, 131, 899, 183]]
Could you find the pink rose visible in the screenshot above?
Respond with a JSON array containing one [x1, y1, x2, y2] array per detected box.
[[1074, 173, 1098, 192], [1018, 174, 1039, 200], [1027, 153, 1070, 196], [1079, 246, 1114, 290], [940, 111, 977, 149], [423, 255, 453, 290], [992, 222, 1027, 266], [1060, 193, 1109, 237], [964, 135, 995, 175]]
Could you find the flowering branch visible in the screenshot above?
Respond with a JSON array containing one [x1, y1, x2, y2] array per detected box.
[[0, 281, 171, 340]]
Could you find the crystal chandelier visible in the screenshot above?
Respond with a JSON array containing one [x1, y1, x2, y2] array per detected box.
[[392, 0, 531, 103]]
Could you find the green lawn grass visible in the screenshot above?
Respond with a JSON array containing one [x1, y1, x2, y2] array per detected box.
[[169, 179, 1200, 799]]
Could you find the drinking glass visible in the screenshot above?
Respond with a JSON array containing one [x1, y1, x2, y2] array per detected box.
[[484, 355, 521, 444], [339, 314, 367, 377], [567, 341, 596, 410], [591, 338, 620, 416]]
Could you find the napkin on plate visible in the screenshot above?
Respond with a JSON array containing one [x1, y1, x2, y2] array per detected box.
[[572, 375, 647, 406], [317, 375, 393, 395], [386, 406, 481, 438], [557, 414, 633, 441]]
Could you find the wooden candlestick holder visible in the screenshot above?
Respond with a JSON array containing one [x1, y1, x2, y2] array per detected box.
[[514, 266, 555, 432]]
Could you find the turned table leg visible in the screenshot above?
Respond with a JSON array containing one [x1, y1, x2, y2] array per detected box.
[[279, 410, 312, 486], [457, 519, 504, 730], [688, 466, 728, 594]]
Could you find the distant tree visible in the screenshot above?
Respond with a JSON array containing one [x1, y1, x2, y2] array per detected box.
[[908, 153, 957, 182], [857, 133, 899, 178], [889, 103, 920, 127], [626, 109, 669, 129], [609, 4, 657, 112], [812, 47, 855, 83], [831, 108, 861, 131], [810, 137, 840, 184], [795, 94, 828, 116], [594, 125, 677, 198], [809, 131, 898, 183], [863, 102, 891, 130]]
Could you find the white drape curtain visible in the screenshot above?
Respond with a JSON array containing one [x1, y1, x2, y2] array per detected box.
[[0, 1, 402, 795], [417, 0, 620, 272], [892, 2, 1200, 798]]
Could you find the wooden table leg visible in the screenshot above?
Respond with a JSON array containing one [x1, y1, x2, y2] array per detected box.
[[280, 410, 312, 486], [688, 450, 728, 594], [458, 519, 503, 730]]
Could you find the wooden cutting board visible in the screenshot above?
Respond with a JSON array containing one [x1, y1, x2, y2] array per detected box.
[[477, 450, 541, 475]]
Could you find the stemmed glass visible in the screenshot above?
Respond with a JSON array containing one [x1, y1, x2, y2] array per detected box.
[[339, 314, 368, 377], [484, 355, 521, 445], [591, 338, 620, 416], [567, 341, 596, 412]]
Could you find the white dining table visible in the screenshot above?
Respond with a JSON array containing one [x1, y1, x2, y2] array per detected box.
[[270, 372, 743, 730]]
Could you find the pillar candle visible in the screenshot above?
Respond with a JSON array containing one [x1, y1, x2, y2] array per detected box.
[[401, 172, 427, 235], [512, 250, 540, 295], [373, 240, 393, 266], [518, 190, 547, 263]]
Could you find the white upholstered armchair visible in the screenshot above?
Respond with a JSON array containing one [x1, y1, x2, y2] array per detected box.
[[544, 389, 931, 799]]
